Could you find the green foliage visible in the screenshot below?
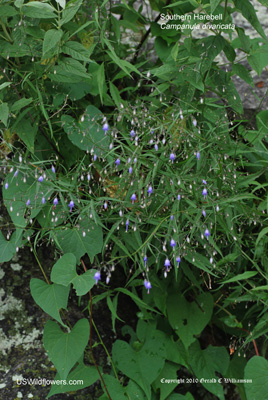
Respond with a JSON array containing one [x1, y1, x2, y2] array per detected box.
[[1, 0, 268, 399]]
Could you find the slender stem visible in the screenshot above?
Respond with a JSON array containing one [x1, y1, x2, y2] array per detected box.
[[223, 0, 228, 21], [80, 259, 113, 400], [31, 245, 50, 285], [0, 19, 13, 43]]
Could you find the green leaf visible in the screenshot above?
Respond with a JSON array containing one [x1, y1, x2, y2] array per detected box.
[[248, 45, 268, 76], [61, 41, 92, 62], [107, 294, 124, 333], [43, 319, 89, 380], [61, 105, 109, 155], [47, 362, 99, 397], [232, 64, 254, 87], [189, 342, 229, 400], [43, 29, 63, 55], [22, 1, 57, 18], [60, 0, 83, 26], [0, 103, 9, 126], [167, 291, 214, 349], [100, 375, 126, 400], [112, 334, 166, 399], [53, 218, 103, 263], [0, 5, 18, 17], [0, 230, 16, 262], [210, 0, 221, 13], [233, 0, 267, 40], [125, 380, 147, 400], [30, 278, 70, 326], [10, 97, 33, 112], [56, 0, 66, 8], [15, 118, 37, 153], [109, 81, 123, 108], [257, 0, 268, 5], [221, 271, 257, 283], [0, 82, 11, 91], [115, 288, 161, 314], [154, 362, 180, 400], [51, 253, 97, 296], [97, 62, 105, 104], [244, 356, 268, 400]]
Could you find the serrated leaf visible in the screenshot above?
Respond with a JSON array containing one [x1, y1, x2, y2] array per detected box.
[[232, 63, 254, 87], [10, 97, 33, 112], [61, 41, 92, 61], [109, 81, 123, 108], [210, 0, 221, 13], [43, 29, 63, 55], [60, 0, 83, 26], [43, 319, 89, 380], [22, 2, 57, 18], [51, 253, 97, 296], [56, 0, 66, 8], [233, 0, 266, 40], [30, 278, 70, 326], [0, 103, 9, 126]]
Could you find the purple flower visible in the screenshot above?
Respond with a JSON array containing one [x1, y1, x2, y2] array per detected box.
[[177, 194, 181, 201], [38, 176, 44, 183], [14, 170, 18, 177], [164, 258, 170, 269], [42, 197, 46, 204], [170, 153, 175, 163], [176, 256, 181, 266], [94, 271, 101, 284], [129, 167, 133, 174], [202, 180, 207, 185], [144, 279, 152, 294], [193, 118, 197, 127], [115, 158, 120, 166], [147, 186, 153, 196], [5, 182, 8, 190], [130, 130, 135, 138], [154, 144, 158, 151], [170, 239, 176, 248], [68, 200, 74, 211], [126, 219, 129, 232], [26, 199, 30, 206], [202, 210, 206, 217], [204, 228, 210, 238], [131, 193, 136, 204], [144, 255, 147, 265], [104, 201, 108, 210], [134, 157, 137, 163], [197, 152, 200, 160], [102, 123, 109, 132], [94, 154, 97, 161], [51, 165, 55, 173], [53, 198, 58, 206], [202, 188, 207, 200], [170, 215, 174, 221]]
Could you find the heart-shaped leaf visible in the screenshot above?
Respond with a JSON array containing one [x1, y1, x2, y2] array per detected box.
[[167, 291, 213, 349], [61, 105, 109, 156], [51, 253, 96, 296], [43, 319, 89, 380], [30, 278, 70, 326], [47, 362, 99, 397], [53, 217, 103, 263], [244, 356, 268, 400], [112, 333, 166, 399]]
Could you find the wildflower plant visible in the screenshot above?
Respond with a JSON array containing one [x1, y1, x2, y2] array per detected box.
[[0, 0, 268, 399]]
